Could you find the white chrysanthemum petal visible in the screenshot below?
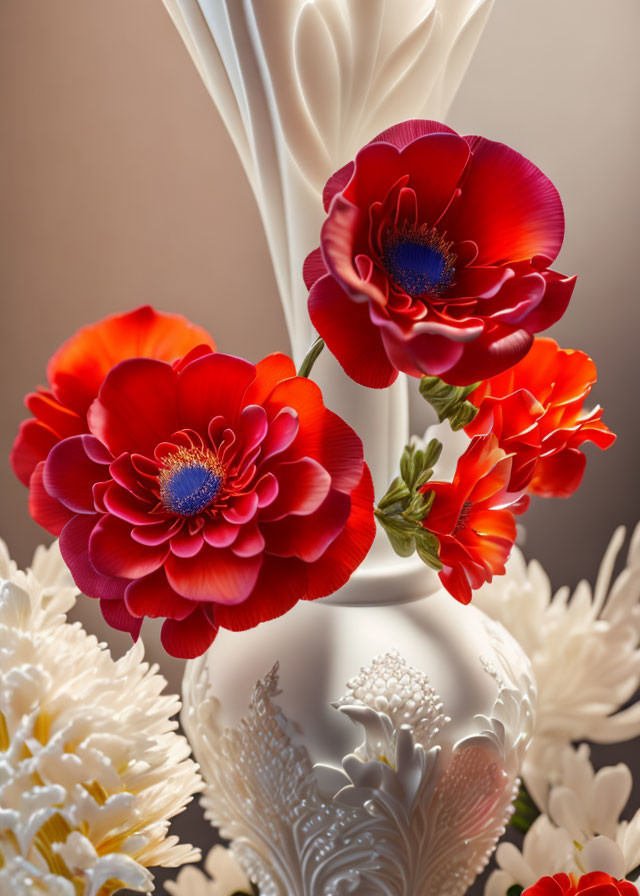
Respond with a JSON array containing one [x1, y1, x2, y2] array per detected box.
[[475, 524, 640, 807], [165, 845, 253, 896], [0, 540, 202, 895]]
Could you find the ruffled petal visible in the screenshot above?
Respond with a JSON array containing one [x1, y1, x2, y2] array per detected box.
[[89, 514, 169, 578], [308, 274, 397, 388], [165, 545, 262, 604], [29, 462, 75, 535], [125, 568, 195, 620], [43, 435, 110, 513], [443, 136, 565, 265], [59, 514, 128, 600], [177, 352, 256, 433], [48, 305, 215, 415], [88, 358, 180, 457], [161, 605, 218, 659], [11, 419, 60, 486]]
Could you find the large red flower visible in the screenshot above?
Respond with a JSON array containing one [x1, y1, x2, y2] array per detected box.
[[422, 434, 528, 604], [523, 872, 637, 896], [11, 306, 215, 533], [305, 119, 575, 388], [36, 349, 374, 657], [465, 338, 616, 497]]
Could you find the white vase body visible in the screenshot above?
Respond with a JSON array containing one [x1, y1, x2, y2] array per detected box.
[[162, 0, 496, 601]]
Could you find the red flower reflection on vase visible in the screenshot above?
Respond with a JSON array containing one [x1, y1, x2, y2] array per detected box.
[[523, 872, 638, 896], [305, 119, 575, 388], [422, 435, 528, 604], [11, 306, 216, 534], [465, 338, 616, 497], [36, 350, 375, 658]]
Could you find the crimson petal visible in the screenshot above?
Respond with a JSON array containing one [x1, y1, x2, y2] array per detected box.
[[89, 514, 169, 578], [308, 274, 397, 388], [161, 606, 218, 659], [88, 358, 180, 458], [165, 545, 262, 604], [125, 569, 195, 620], [60, 514, 127, 601]]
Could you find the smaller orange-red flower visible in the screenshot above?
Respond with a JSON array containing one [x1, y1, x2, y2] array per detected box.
[[422, 434, 528, 604], [465, 338, 615, 497], [11, 306, 215, 532], [523, 872, 637, 896]]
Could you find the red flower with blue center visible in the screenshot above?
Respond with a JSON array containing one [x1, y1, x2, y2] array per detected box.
[[11, 305, 216, 533], [422, 434, 528, 604], [523, 872, 638, 896], [305, 119, 575, 388], [35, 349, 374, 657]]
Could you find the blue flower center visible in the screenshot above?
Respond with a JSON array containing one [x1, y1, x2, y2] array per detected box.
[[159, 448, 224, 517], [382, 225, 456, 297]]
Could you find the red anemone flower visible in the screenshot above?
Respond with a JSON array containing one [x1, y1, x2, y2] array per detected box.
[[37, 349, 375, 658], [305, 119, 575, 388], [11, 305, 215, 533], [523, 872, 637, 896], [465, 338, 616, 497], [422, 434, 528, 604]]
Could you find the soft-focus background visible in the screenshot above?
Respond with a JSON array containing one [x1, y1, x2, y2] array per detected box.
[[1, 1, 639, 893]]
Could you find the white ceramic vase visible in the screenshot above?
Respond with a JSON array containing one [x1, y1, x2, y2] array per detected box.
[[161, 0, 496, 603]]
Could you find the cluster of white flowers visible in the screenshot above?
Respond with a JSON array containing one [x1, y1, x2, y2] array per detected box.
[[486, 744, 640, 894], [475, 523, 640, 810], [0, 540, 201, 896]]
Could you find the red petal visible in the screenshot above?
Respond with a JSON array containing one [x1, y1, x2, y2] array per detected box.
[[243, 353, 297, 407], [231, 522, 266, 558], [160, 605, 218, 659], [530, 447, 587, 498], [398, 132, 470, 225], [165, 545, 262, 604], [29, 462, 75, 535], [521, 272, 576, 333], [125, 568, 195, 620], [370, 119, 458, 149], [11, 419, 59, 486], [103, 483, 154, 525], [43, 435, 110, 513], [60, 514, 127, 600], [24, 390, 85, 439], [262, 457, 331, 520], [48, 305, 215, 415], [444, 136, 565, 265], [308, 274, 397, 388], [100, 598, 142, 638], [267, 383, 365, 493], [170, 528, 204, 558], [304, 463, 375, 599], [442, 324, 534, 386], [260, 409, 299, 463], [202, 518, 240, 548], [223, 491, 260, 525], [89, 514, 168, 578], [322, 160, 355, 211], [262, 487, 350, 562], [303, 246, 328, 289], [177, 352, 256, 433], [213, 554, 302, 631], [88, 358, 179, 457]]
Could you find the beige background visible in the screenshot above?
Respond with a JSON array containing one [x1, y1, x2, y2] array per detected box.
[[1, 0, 639, 891]]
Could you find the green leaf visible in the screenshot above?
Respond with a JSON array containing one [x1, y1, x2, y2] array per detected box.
[[419, 375, 480, 431], [376, 438, 443, 569], [509, 781, 541, 835]]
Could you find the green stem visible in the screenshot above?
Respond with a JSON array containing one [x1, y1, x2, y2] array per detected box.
[[297, 337, 325, 378]]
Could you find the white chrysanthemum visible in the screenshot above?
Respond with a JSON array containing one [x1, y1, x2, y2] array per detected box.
[[0, 539, 202, 896], [475, 524, 640, 809], [165, 845, 254, 896], [485, 744, 640, 895]]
